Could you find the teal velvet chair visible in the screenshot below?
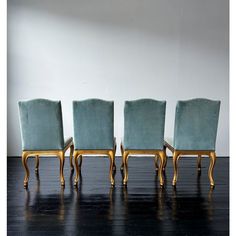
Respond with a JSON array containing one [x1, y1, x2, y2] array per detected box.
[[18, 99, 74, 187], [73, 99, 116, 186], [121, 99, 167, 186], [164, 98, 220, 187]]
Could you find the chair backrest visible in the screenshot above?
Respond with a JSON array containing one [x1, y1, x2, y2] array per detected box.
[[173, 98, 220, 150], [73, 99, 114, 150], [124, 99, 166, 150], [18, 99, 65, 150]]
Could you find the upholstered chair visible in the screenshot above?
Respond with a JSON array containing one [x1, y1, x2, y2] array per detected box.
[[165, 98, 220, 187], [73, 99, 116, 186], [18, 99, 74, 188], [121, 99, 167, 186]]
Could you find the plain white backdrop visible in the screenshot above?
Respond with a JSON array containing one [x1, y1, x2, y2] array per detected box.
[[7, 0, 229, 156]]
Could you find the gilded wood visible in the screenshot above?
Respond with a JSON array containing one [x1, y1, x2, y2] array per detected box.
[[120, 143, 167, 186], [21, 139, 74, 188], [58, 151, 65, 186], [165, 141, 217, 187], [73, 142, 116, 186], [172, 151, 180, 186], [22, 152, 30, 188], [158, 151, 166, 186], [120, 143, 124, 170], [208, 152, 216, 187], [69, 144, 74, 171], [154, 155, 159, 171]]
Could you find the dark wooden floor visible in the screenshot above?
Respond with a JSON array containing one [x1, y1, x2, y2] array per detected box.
[[7, 156, 229, 236]]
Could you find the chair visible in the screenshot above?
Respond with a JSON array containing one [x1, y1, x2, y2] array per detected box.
[[165, 98, 220, 187], [121, 99, 167, 186], [73, 99, 116, 186], [18, 99, 74, 187]]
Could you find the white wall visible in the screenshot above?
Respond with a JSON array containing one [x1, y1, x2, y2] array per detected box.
[[7, 0, 229, 156]]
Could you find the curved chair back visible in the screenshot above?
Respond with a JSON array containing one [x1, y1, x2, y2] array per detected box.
[[173, 98, 220, 150], [124, 99, 166, 150], [18, 99, 65, 150], [73, 99, 114, 150]]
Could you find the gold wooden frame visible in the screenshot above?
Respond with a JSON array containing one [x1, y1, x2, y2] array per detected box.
[[164, 141, 216, 187], [22, 139, 74, 188], [73, 140, 117, 186], [120, 143, 167, 186]]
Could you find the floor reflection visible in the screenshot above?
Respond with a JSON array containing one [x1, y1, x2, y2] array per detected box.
[[170, 171, 215, 234], [119, 173, 168, 235], [72, 172, 117, 235], [23, 172, 74, 235], [11, 156, 228, 236]]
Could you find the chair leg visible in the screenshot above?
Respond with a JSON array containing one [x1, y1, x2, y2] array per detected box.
[[208, 152, 216, 187], [58, 151, 65, 186], [154, 155, 159, 171], [113, 146, 117, 171], [78, 154, 83, 168], [108, 151, 115, 186], [172, 152, 180, 186], [163, 146, 167, 171], [120, 144, 124, 170], [74, 153, 81, 186], [158, 151, 166, 186], [35, 155, 39, 173], [123, 151, 129, 185], [70, 144, 74, 171], [197, 155, 201, 171], [22, 152, 30, 188]]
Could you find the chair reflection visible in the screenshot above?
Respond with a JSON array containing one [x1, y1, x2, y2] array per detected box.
[[120, 174, 168, 235], [72, 171, 116, 235], [24, 172, 74, 234], [171, 172, 215, 234]]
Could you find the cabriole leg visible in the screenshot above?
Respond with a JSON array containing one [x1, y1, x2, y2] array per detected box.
[[172, 151, 180, 186], [22, 152, 30, 188], [123, 151, 129, 185], [208, 152, 216, 187], [70, 144, 74, 171]]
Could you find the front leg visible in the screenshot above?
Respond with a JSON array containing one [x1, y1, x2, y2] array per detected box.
[[22, 152, 30, 188], [123, 151, 129, 185], [120, 143, 124, 170], [158, 151, 166, 186], [108, 151, 115, 186], [58, 151, 65, 186], [70, 144, 74, 171], [208, 152, 216, 187]]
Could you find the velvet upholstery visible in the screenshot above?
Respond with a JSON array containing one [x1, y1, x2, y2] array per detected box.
[[73, 99, 114, 150], [18, 99, 66, 151], [123, 99, 166, 150], [173, 98, 220, 150]]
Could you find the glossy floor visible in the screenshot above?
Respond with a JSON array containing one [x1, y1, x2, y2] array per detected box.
[[7, 156, 229, 235]]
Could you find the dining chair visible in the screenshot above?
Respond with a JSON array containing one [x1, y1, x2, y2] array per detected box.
[[18, 99, 74, 187], [73, 99, 116, 186], [165, 98, 220, 187], [121, 99, 167, 186]]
